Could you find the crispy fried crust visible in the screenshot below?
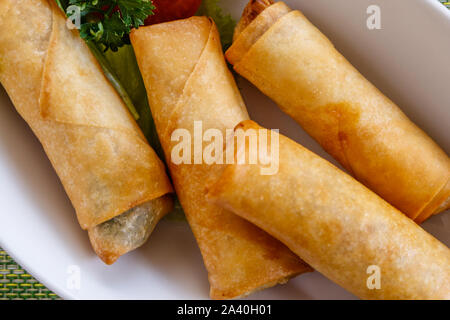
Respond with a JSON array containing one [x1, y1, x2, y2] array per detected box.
[[131, 17, 311, 299], [226, 1, 450, 223], [208, 120, 450, 300], [227, 1, 290, 66], [233, 0, 274, 41], [0, 0, 173, 262]]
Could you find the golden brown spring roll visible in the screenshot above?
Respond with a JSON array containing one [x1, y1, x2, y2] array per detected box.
[[208, 120, 450, 300], [226, 0, 450, 223], [0, 0, 173, 264], [131, 17, 311, 299]]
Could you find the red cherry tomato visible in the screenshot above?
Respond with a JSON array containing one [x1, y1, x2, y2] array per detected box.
[[145, 0, 203, 25], [92, 5, 120, 20]]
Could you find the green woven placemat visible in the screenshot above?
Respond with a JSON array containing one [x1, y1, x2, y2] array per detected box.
[[1, 0, 449, 301], [0, 249, 59, 300]]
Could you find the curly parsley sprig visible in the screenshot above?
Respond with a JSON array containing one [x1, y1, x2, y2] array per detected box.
[[57, 0, 154, 52]]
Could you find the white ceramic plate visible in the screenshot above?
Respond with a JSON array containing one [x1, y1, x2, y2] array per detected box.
[[0, 0, 449, 300]]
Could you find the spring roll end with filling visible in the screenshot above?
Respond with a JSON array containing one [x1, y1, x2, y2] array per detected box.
[[0, 0, 173, 263], [88, 195, 174, 265]]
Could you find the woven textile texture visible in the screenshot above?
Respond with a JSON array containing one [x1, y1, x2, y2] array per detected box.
[[440, 0, 450, 9], [0, 249, 59, 300]]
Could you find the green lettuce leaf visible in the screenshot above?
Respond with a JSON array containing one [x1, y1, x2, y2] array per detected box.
[[101, 45, 162, 157], [197, 0, 236, 51]]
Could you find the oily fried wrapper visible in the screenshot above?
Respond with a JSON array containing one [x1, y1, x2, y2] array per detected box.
[[226, 1, 450, 223], [88, 195, 173, 265], [208, 120, 450, 300], [0, 0, 173, 263], [131, 17, 311, 299]]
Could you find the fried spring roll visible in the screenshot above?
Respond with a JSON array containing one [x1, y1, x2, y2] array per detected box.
[[88, 195, 173, 264], [226, 0, 450, 223], [0, 0, 173, 264], [131, 17, 311, 299], [207, 120, 450, 300]]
